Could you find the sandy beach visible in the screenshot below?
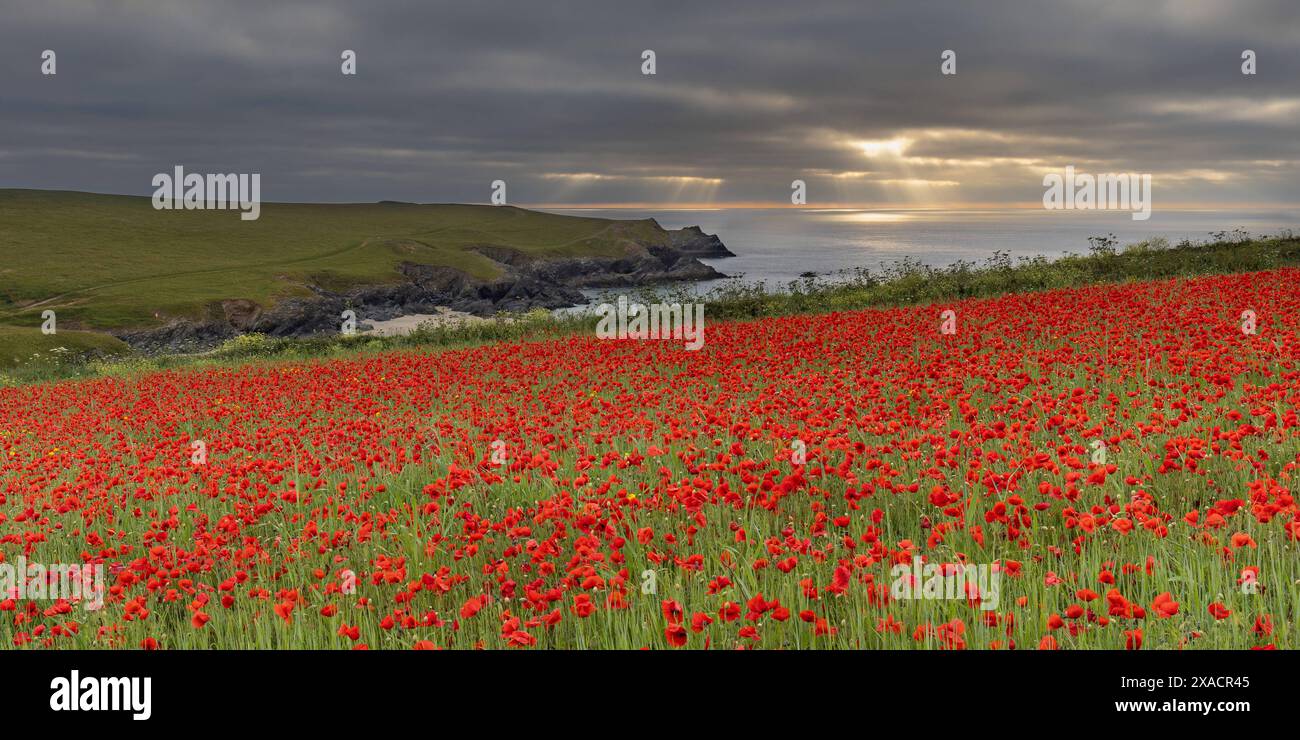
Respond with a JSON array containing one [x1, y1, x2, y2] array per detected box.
[[361, 307, 491, 337]]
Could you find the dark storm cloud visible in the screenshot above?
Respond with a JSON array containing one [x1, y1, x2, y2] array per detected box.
[[0, 0, 1297, 205]]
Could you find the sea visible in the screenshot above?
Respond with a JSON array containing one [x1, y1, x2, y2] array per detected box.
[[545, 207, 1300, 304]]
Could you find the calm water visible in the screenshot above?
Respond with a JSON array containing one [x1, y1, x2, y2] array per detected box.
[[547, 207, 1300, 301]]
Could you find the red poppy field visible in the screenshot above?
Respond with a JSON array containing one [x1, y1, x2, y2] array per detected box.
[[2, 269, 1298, 650]]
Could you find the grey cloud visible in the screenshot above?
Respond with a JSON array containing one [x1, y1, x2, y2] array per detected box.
[[0, 0, 1296, 205]]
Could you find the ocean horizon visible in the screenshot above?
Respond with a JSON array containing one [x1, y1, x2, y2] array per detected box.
[[547, 207, 1300, 300]]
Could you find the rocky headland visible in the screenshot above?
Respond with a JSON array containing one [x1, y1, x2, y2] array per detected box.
[[115, 223, 734, 353]]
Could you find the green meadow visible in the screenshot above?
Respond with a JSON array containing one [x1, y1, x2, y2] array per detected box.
[[0, 188, 664, 331]]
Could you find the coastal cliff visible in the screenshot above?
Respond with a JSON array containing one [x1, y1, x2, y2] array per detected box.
[[115, 223, 734, 353]]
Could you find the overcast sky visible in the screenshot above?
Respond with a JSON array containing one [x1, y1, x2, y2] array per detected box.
[[1, 0, 1297, 207]]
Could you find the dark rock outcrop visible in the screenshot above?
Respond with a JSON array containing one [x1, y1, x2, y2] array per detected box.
[[668, 225, 735, 258], [115, 321, 237, 355]]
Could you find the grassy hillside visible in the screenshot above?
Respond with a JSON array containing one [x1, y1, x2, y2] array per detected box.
[[0, 324, 131, 369], [0, 189, 666, 330]]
